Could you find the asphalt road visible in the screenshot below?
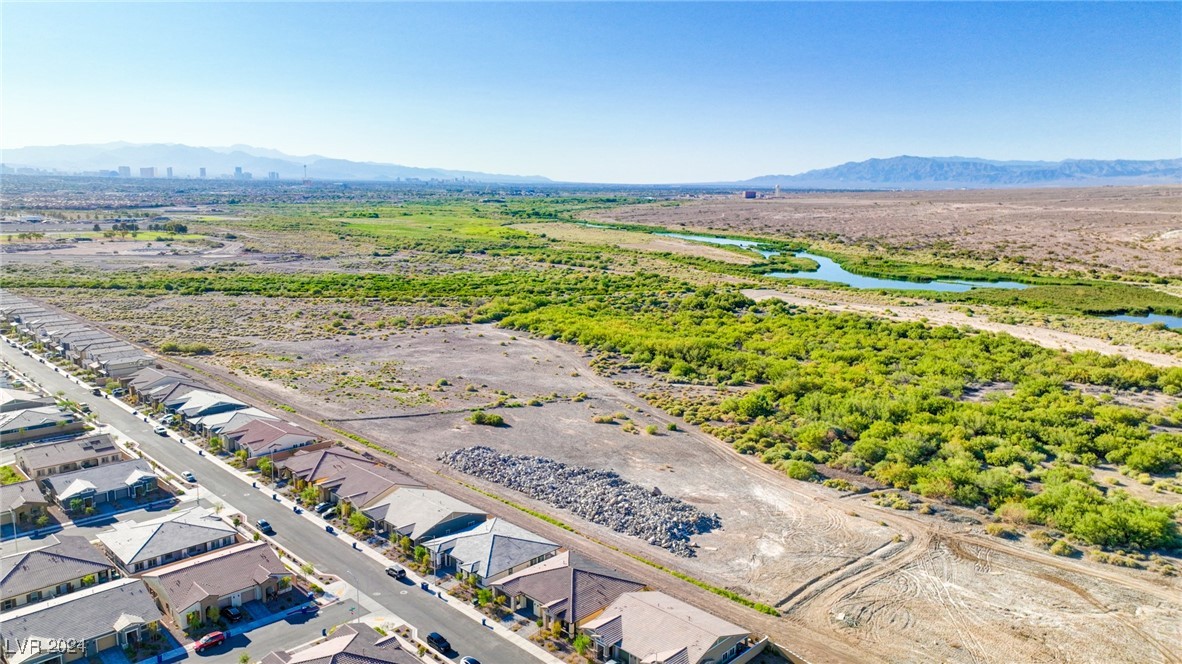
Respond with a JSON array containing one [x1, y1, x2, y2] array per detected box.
[[2, 345, 538, 664], [200, 600, 358, 663]]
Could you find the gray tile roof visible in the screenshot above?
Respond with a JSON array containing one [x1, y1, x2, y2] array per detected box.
[[260, 623, 420, 664], [128, 367, 187, 392], [0, 578, 162, 664], [16, 434, 120, 473], [0, 480, 48, 510], [491, 550, 646, 624], [361, 487, 485, 542], [423, 517, 558, 580], [0, 405, 75, 435], [0, 534, 115, 597], [96, 506, 237, 567], [143, 541, 288, 611], [582, 592, 750, 664], [0, 388, 53, 413], [42, 458, 156, 503]]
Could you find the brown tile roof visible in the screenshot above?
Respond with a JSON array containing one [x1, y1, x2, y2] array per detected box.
[[15, 434, 120, 473], [225, 419, 316, 454], [281, 448, 422, 507], [491, 550, 646, 624], [142, 541, 288, 611]]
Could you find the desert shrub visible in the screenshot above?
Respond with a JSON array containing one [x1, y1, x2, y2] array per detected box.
[[468, 411, 505, 427]]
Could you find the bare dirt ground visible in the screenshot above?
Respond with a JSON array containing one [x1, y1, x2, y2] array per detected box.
[[29, 290, 1175, 664], [184, 324, 1182, 664], [587, 186, 1182, 277]]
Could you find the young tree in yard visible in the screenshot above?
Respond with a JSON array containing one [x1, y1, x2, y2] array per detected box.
[[257, 456, 273, 478], [299, 485, 319, 506], [348, 511, 370, 534], [105, 379, 119, 390], [399, 535, 413, 554], [35, 515, 50, 528], [208, 437, 223, 454], [234, 449, 248, 466], [573, 634, 592, 656], [187, 612, 201, 632], [69, 498, 84, 513], [476, 588, 493, 606], [238, 654, 250, 664], [206, 606, 219, 624], [337, 500, 353, 519]]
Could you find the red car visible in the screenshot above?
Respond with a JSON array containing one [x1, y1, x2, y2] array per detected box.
[[194, 631, 226, 652]]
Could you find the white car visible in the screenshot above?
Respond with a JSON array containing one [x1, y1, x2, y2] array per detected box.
[[153, 425, 168, 436], [181, 471, 196, 482]]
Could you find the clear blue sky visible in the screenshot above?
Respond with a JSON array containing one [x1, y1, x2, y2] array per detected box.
[[3, 2, 1179, 183]]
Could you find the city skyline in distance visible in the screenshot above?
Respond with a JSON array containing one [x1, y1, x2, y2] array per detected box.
[[3, 2, 1179, 183]]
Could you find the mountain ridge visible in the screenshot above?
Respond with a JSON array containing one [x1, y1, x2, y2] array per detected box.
[[1, 142, 552, 184], [3, 143, 1179, 188], [741, 155, 1182, 189]]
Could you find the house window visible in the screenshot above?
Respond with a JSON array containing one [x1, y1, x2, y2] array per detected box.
[[2, 599, 14, 610], [26, 591, 41, 603]]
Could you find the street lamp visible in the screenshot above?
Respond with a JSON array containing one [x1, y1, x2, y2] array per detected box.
[[345, 569, 361, 624], [6, 508, 18, 554]]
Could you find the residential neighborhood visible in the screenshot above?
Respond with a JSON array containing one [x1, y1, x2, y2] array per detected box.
[[1, 296, 773, 664]]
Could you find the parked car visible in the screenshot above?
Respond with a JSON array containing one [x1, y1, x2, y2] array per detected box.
[[91, 387, 102, 396], [256, 518, 274, 534], [460, 657, 482, 664], [181, 471, 196, 482], [314, 501, 332, 513], [153, 425, 168, 436], [79, 403, 91, 413], [194, 631, 226, 652], [221, 606, 244, 623], [385, 565, 406, 580], [426, 632, 451, 653]]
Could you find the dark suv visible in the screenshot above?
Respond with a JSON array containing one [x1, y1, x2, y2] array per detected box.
[[426, 632, 451, 653], [385, 566, 407, 580]]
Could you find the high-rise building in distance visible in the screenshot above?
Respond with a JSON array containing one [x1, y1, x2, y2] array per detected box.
[[199, 167, 206, 178], [140, 167, 156, 178], [166, 167, 173, 178], [118, 166, 131, 177]]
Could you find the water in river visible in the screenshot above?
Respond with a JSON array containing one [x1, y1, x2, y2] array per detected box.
[[1105, 313, 1182, 329], [660, 233, 1029, 292]]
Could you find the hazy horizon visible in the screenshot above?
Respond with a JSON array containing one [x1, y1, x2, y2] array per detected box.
[[3, 2, 1179, 183]]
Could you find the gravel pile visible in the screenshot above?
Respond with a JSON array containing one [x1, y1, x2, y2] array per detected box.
[[439, 446, 720, 556]]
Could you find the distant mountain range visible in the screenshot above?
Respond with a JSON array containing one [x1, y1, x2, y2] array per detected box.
[[0, 142, 551, 184], [3, 143, 1179, 188], [741, 156, 1182, 189]]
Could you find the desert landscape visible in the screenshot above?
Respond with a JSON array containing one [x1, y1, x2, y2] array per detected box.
[[4, 181, 1181, 664]]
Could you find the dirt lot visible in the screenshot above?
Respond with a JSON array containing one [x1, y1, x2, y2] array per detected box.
[[587, 186, 1182, 277], [92, 316, 1176, 664], [16, 291, 1182, 664]]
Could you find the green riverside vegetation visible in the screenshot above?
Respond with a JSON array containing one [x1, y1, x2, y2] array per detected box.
[[6, 198, 1179, 553]]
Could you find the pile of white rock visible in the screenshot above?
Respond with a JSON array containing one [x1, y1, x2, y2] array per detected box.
[[439, 446, 720, 557]]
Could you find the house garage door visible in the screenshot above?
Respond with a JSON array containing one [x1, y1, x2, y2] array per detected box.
[[96, 632, 118, 652]]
